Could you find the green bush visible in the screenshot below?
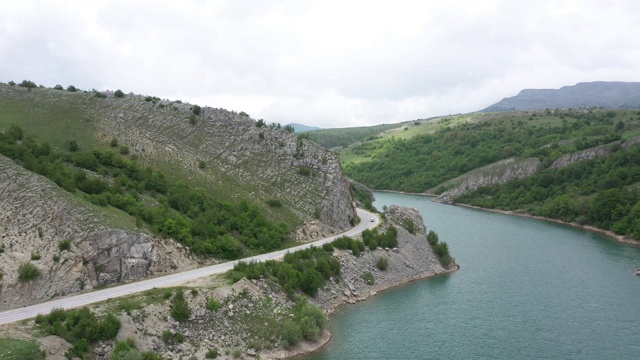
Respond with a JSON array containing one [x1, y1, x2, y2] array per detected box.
[[0, 244, 4, 253], [376, 256, 389, 271], [59, 239, 71, 251], [67, 85, 78, 92], [37, 227, 43, 238], [31, 252, 41, 261], [362, 272, 375, 285], [192, 105, 202, 115], [298, 166, 311, 176], [189, 114, 197, 124], [114, 89, 125, 98], [36, 307, 120, 358], [206, 348, 219, 359], [53, 254, 60, 262], [18, 262, 41, 282], [198, 160, 206, 169], [110, 138, 118, 147], [206, 298, 221, 312], [170, 289, 191, 322], [266, 199, 282, 207], [119, 146, 130, 155]]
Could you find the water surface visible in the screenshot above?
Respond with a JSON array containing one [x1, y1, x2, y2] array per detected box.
[[304, 192, 640, 360]]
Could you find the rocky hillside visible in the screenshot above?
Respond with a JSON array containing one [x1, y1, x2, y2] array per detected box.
[[0, 206, 457, 360], [483, 81, 640, 112], [0, 155, 197, 311], [0, 83, 357, 231]]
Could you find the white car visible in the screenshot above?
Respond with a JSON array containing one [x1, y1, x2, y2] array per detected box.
[[370, 217, 375, 222]]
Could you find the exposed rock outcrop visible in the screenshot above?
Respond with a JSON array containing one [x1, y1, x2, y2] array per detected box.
[[314, 205, 458, 312], [435, 158, 542, 203], [0, 155, 196, 311], [0, 84, 358, 233], [549, 143, 617, 169]]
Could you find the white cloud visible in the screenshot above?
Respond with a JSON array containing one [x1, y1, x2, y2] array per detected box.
[[1, 0, 639, 128]]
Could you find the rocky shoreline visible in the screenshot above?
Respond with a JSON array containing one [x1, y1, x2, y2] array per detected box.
[[278, 205, 460, 359]]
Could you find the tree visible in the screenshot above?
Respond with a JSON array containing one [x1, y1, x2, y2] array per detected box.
[[114, 89, 125, 98], [192, 105, 202, 115], [284, 124, 295, 133], [54, 84, 63, 90], [19, 80, 37, 91], [67, 85, 78, 92], [68, 140, 79, 152]]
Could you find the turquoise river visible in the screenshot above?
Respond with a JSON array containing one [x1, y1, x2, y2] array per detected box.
[[303, 191, 640, 360]]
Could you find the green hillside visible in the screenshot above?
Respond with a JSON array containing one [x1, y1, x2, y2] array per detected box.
[[0, 81, 357, 259], [337, 108, 640, 240], [307, 122, 410, 149]]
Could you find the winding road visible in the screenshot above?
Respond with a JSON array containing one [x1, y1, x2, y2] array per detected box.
[[0, 208, 379, 325]]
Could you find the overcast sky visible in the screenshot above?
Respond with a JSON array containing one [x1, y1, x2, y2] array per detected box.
[[2, 0, 639, 128]]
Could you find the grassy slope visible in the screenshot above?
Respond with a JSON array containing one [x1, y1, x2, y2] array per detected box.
[[0, 85, 301, 228]]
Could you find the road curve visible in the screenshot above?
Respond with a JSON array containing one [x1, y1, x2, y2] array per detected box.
[[0, 208, 379, 325]]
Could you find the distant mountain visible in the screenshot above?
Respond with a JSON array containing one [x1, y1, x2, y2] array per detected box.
[[287, 123, 322, 133], [483, 81, 640, 112]]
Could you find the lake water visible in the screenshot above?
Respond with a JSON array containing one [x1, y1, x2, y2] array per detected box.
[[303, 192, 640, 360]]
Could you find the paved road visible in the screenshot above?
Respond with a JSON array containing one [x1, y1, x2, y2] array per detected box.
[[0, 208, 379, 325]]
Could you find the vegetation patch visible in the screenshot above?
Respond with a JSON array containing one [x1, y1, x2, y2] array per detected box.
[[0, 338, 45, 359], [427, 230, 452, 265], [0, 126, 289, 259], [34, 307, 120, 358]]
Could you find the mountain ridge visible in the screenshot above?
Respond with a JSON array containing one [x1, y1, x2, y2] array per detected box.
[[483, 81, 640, 112]]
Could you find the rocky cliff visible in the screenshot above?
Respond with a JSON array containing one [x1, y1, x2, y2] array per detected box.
[[435, 158, 542, 203], [0, 155, 197, 311]]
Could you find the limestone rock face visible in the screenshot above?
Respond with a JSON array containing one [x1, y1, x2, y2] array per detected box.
[[549, 143, 616, 169], [436, 158, 542, 203], [0, 155, 196, 311]]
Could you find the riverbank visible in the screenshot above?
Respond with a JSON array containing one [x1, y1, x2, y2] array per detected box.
[[378, 189, 640, 247], [451, 202, 640, 247], [277, 205, 460, 359]]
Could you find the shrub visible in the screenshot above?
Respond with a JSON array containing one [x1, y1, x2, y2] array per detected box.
[[198, 160, 206, 169], [67, 140, 79, 152], [280, 320, 302, 347], [0, 244, 4, 253], [37, 227, 43, 238], [427, 230, 439, 245], [362, 272, 375, 285], [0, 271, 3, 280], [206, 298, 221, 312], [18, 262, 40, 282], [59, 239, 71, 251], [206, 348, 219, 359], [8, 80, 15, 86], [256, 119, 266, 127], [266, 199, 282, 207], [110, 138, 118, 147], [94, 92, 107, 98], [189, 114, 197, 124], [114, 89, 125, 98], [53, 254, 61, 262], [19, 80, 37, 90], [376, 256, 389, 271], [119, 146, 130, 155], [298, 166, 311, 176], [170, 289, 191, 322], [192, 105, 202, 115], [299, 316, 320, 340], [31, 252, 41, 261], [67, 85, 77, 92]]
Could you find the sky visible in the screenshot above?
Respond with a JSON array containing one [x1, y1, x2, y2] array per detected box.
[[1, 0, 639, 128]]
